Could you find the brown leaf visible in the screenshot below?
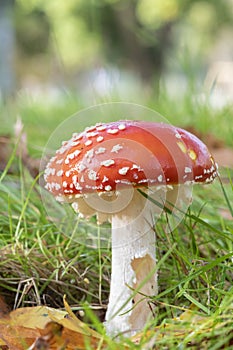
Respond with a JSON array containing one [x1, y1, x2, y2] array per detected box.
[[30, 322, 65, 350], [33, 321, 106, 350], [9, 305, 67, 329], [0, 302, 106, 349], [0, 322, 39, 349], [0, 306, 65, 348]]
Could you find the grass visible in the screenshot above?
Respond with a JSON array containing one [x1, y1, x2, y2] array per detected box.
[[0, 89, 233, 349]]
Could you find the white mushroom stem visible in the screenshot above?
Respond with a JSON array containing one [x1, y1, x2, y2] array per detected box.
[[72, 185, 192, 336], [104, 189, 159, 336]]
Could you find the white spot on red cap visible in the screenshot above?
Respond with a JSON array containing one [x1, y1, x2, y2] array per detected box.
[[118, 123, 126, 130], [72, 133, 83, 140], [45, 167, 56, 176], [70, 141, 80, 147], [101, 159, 115, 167], [65, 149, 82, 164], [75, 183, 83, 191], [88, 170, 98, 181], [96, 125, 106, 131], [58, 145, 69, 155], [52, 183, 61, 190], [107, 128, 119, 135], [85, 149, 94, 160], [115, 179, 131, 185], [86, 131, 98, 138], [158, 175, 163, 182], [111, 144, 123, 153], [105, 185, 112, 191], [64, 189, 73, 194], [102, 175, 109, 183], [175, 133, 182, 139], [95, 147, 106, 155], [74, 162, 86, 172], [84, 125, 96, 133], [57, 170, 63, 177], [131, 164, 141, 171], [47, 167, 53, 176], [96, 136, 104, 142], [72, 175, 77, 183], [185, 167, 192, 174], [118, 167, 130, 175], [85, 140, 93, 147], [138, 179, 148, 184], [44, 183, 50, 190]]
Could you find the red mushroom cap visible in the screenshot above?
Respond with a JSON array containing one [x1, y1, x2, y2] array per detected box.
[[44, 121, 218, 200]]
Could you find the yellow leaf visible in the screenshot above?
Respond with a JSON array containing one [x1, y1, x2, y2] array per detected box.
[[0, 298, 109, 349]]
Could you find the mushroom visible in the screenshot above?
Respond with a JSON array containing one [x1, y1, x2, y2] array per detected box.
[[44, 120, 218, 336]]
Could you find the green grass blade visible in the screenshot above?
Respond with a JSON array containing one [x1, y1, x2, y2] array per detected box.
[[218, 176, 233, 218]]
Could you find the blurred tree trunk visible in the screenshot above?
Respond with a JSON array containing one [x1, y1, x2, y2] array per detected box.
[[100, 2, 173, 84], [0, 0, 15, 99]]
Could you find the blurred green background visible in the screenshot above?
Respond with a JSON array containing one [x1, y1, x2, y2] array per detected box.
[[0, 0, 233, 154]]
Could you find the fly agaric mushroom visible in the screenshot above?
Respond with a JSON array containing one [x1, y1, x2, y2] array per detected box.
[[44, 120, 218, 336]]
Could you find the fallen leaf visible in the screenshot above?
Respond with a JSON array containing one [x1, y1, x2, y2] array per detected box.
[[29, 322, 65, 350], [0, 322, 39, 349], [0, 298, 107, 349], [9, 305, 67, 329], [0, 306, 65, 349], [34, 321, 106, 350]]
